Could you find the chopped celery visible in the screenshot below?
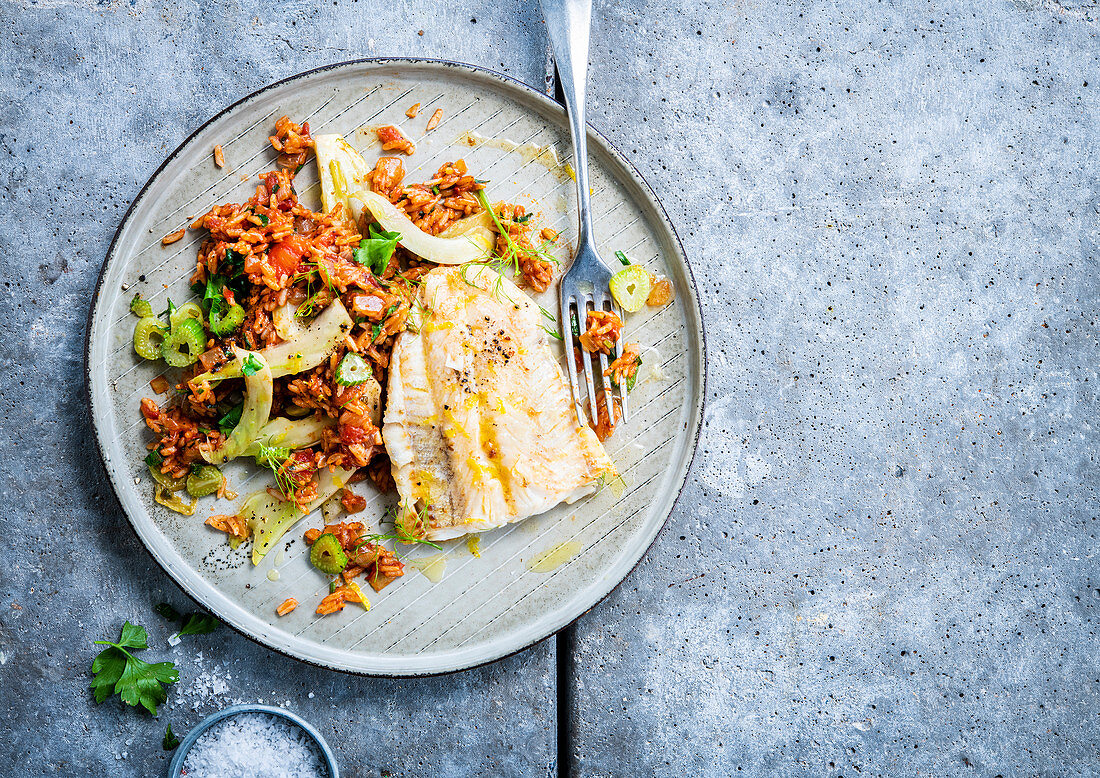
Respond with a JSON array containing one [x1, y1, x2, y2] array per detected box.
[[208, 303, 245, 336], [148, 462, 186, 491], [133, 317, 167, 360], [309, 534, 348, 574], [169, 302, 204, 329], [609, 265, 652, 313], [186, 465, 223, 498], [154, 484, 196, 516], [335, 353, 372, 386], [161, 318, 205, 367], [130, 294, 153, 318]]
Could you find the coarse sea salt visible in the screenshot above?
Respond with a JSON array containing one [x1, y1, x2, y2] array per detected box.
[[181, 713, 328, 778]]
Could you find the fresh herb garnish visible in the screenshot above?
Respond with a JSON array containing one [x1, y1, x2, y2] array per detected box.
[[144, 450, 163, 468], [154, 602, 182, 622], [178, 613, 220, 636], [223, 248, 245, 274], [514, 213, 532, 224], [217, 403, 243, 434], [257, 214, 269, 226], [432, 185, 440, 195], [254, 442, 295, 497], [355, 532, 443, 552], [352, 225, 401, 275], [614, 250, 631, 266], [156, 602, 220, 639], [241, 353, 263, 377], [474, 189, 559, 274], [90, 621, 179, 716], [163, 723, 180, 750]]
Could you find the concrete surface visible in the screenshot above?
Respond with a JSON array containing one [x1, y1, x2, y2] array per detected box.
[[570, 0, 1100, 776], [2, 0, 1098, 775], [0, 2, 555, 776]]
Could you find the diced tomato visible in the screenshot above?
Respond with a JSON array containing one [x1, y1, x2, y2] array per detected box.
[[340, 423, 371, 446], [268, 234, 311, 276], [339, 412, 374, 446], [341, 488, 367, 514]]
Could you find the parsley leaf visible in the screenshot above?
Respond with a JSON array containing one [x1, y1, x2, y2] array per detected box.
[[154, 602, 182, 622], [217, 403, 243, 434], [90, 621, 178, 716], [178, 613, 220, 637], [352, 225, 401, 275], [163, 723, 180, 750], [156, 602, 220, 639], [514, 213, 532, 224], [241, 353, 263, 377], [144, 450, 163, 468]]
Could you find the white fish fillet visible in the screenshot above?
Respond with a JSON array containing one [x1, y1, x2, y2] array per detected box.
[[383, 265, 615, 540]]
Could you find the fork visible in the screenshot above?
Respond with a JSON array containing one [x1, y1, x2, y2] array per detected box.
[[540, 0, 627, 430]]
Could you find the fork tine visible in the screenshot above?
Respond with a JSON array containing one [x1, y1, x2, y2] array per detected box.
[[593, 294, 618, 432], [612, 299, 628, 422], [560, 294, 586, 427], [577, 294, 600, 424]]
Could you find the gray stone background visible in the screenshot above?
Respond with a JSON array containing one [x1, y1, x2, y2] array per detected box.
[[1, 0, 1097, 775]]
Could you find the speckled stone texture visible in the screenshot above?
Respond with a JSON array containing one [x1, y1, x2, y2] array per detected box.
[[0, 2, 555, 776], [569, 0, 1099, 775]]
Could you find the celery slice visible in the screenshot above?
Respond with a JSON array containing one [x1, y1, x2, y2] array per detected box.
[[609, 265, 652, 313]]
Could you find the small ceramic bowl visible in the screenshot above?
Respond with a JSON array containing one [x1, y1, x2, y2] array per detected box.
[[167, 704, 339, 777]]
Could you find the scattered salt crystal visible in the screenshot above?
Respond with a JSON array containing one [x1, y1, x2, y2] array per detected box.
[[181, 713, 328, 778], [168, 633, 181, 647], [308, 692, 315, 699]]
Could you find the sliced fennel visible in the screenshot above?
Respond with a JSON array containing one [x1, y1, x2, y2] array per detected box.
[[438, 209, 496, 240], [312, 131, 494, 264], [348, 189, 493, 265], [309, 467, 357, 513], [241, 492, 303, 565], [202, 347, 272, 465], [314, 134, 373, 217], [246, 465, 358, 565], [271, 302, 302, 341], [190, 300, 352, 385], [245, 416, 333, 456]]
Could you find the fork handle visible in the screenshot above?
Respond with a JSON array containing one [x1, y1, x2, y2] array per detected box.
[[540, 0, 595, 250]]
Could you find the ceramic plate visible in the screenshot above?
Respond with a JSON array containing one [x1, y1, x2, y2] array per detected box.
[[86, 59, 704, 675]]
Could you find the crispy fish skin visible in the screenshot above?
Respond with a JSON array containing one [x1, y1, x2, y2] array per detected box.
[[383, 265, 614, 540]]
